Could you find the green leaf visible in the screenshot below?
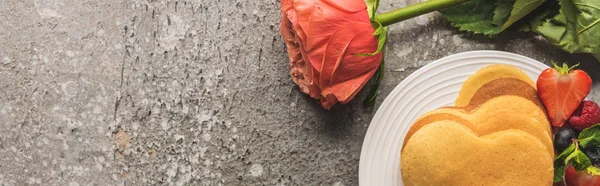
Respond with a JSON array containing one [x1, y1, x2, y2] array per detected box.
[[359, 21, 388, 56], [361, 20, 387, 109], [512, 0, 560, 31], [565, 149, 592, 171], [502, 0, 546, 30], [492, 0, 514, 25], [554, 160, 567, 182], [578, 124, 600, 148], [363, 57, 384, 109], [558, 143, 577, 160], [554, 142, 576, 182], [587, 165, 600, 176], [365, 0, 380, 19], [440, 0, 544, 36], [440, 0, 502, 35], [533, 0, 600, 55], [372, 26, 388, 55]]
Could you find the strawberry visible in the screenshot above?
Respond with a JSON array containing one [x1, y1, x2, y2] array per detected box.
[[570, 101, 600, 131], [565, 166, 600, 186], [537, 62, 592, 127]]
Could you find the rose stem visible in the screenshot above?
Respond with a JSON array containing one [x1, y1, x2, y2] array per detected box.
[[374, 0, 471, 27]]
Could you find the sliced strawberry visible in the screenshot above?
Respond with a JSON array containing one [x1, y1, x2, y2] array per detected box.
[[537, 62, 592, 127], [565, 166, 600, 186]]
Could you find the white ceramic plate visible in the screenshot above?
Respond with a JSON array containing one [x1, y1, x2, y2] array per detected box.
[[358, 50, 550, 186]]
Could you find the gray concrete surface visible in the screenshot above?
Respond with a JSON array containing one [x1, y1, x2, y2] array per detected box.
[[1, 0, 599, 185]]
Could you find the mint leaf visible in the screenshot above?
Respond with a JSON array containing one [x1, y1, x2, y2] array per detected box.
[[533, 0, 600, 56], [553, 142, 576, 182], [578, 124, 600, 148], [556, 148, 591, 182], [558, 142, 577, 160], [566, 149, 592, 171], [554, 160, 567, 182], [587, 165, 600, 176]]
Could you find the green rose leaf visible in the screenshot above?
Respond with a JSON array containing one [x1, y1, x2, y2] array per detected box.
[[502, 0, 546, 30], [361, 20, 387, 109], [363, 57, 384, 109], [440, 0, 544, 36], [492, 0, 513, 26], [533, 0, 600, 55], [440, 0, 501, 35], [359, 21, 387, 57], [512, 0, 560, 31], [365, 0, 380, 19]]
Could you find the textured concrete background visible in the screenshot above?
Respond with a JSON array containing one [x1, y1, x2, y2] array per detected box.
[[1, 0, 599, 185]]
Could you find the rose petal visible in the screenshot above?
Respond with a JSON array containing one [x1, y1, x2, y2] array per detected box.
[[304, 1, 371, 71], [281, 3, 321, 99], [329, 29, 381, 84], [281, 0, 294, 12], [326, 65, 378, 104], [321, 0, 367, 13], [319, 22, 373, 85], [288, 0, 315, 43], [320, 24, 381, 104]]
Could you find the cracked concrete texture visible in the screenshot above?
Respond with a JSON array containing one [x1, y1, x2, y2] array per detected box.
[[1, 0, 599, 185]]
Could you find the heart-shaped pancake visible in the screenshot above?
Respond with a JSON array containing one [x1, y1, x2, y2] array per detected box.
[[404, 96, 551, 144], [402, 110, 553, 155], [401, 121, 553, 186]]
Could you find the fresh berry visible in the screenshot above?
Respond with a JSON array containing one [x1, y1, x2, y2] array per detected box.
[[583, 147, 600, 166], [537, 62, 592, 127], [569, 101, 600, 131], [554, 127, 579, 152], [565, 166, 600, 186]]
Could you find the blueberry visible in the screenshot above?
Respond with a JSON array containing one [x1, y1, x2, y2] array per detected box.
[[583, 147, 600, 165], [554, 127, 579, 153]]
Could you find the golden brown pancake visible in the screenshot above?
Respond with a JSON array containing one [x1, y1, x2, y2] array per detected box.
[[402, 110, 553, 155], [455, 64, 537, 108], [463, 78, 544, 111], [401, 121, 553, 186], [404, 96, 552, 144], [400, 64, 553, 185]]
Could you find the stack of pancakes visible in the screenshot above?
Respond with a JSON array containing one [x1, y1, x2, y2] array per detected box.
[[401, 65, 554, 186]]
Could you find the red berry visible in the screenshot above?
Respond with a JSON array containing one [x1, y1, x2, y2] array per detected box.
[[569, 101, 600, 131], [565, 166, 600, 186]]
